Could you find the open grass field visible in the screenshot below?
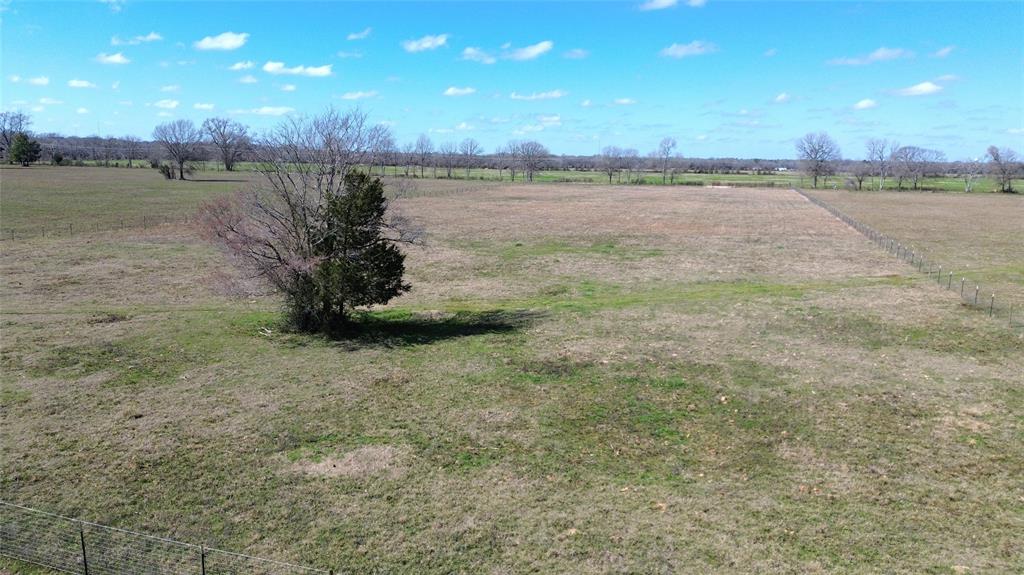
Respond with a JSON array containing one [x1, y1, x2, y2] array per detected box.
[[810, 189, 1024, 306], [1, 168, 1022, 573]]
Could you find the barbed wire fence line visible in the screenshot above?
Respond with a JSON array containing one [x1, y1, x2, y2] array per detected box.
[[0, 502, 334, 575], [794, 188, 1023, 330]]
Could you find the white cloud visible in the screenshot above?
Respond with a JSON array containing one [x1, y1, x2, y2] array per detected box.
[[461, 47, 496, 64], [639, 0, 676, 10], [764, 48, 778, 57], [340, 90, 377, 100], [660, 41, 718, 58], [68, 79, 96, 88], [154, 99, 179, 109], [402, 34, 448, 53], [99, 0, 124, 13], [443, 86, 476, 96], [773, 92, 790, 104], [30, 106, 45, 112], [8, 75, 21, 83], [157, 111, 173, 117], [509, 90, 567, 101], [112, 81, 120, 90], [262, 61, 332, 77], [933, 45, 955, 58], [1007, 128, 1024, 135], [455, 121, 474, 131], [160, 84, 180, 92], [853, 98, 877, 110], [194, 32, 249, 51], [538, 114, 561, 126], [894, 81, 942, 96], [347, 27, 372, 41], [337, 51, 363, 59], [614, 98, 637, 105], [935, 74, 959, 82], [229, 61, 254, 71], [27, 76, 50, 86], [76, 107, 89, 114], [193, 103, 215, 110], [96, 52, 130, 65], [39, 97, 63, 105], [111, 32, 162, 46], [563, 48, 589, 60], [580, 99, 592, 108], [505, 40, 553, 61], [828, 46, 913, 66], [239, 75, 258, 84], [281, 84, 296, 92], [231, 106, 295, 116]]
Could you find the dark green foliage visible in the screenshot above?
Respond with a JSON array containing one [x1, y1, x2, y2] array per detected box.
[[286, 172, 409, 333], [9, 133, 41, 166]]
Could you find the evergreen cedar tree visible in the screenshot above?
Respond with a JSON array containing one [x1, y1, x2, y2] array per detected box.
[[9, 133, 41, 166], [287, 172, 410, 333]]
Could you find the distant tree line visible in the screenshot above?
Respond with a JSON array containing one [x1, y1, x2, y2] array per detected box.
[[2, 111, 1020, 192]]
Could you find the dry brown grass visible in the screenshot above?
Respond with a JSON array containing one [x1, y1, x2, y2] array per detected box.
[[2, 180, 1022, 574]]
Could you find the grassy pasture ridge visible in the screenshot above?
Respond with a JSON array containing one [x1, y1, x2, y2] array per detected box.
[[1, 167, 1022, 573]]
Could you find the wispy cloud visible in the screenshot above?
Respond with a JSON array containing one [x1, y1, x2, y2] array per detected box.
[[614, 98, 637, 105], [935, 74, 959, 82], [509, 89, 567, 101], [98, 0, 124, 13], [76, 107, 89, 114], [96, 52, 130, 64], [39, 97, 63, 105], [160, 84, 180, 92], [828, 46, 913, 66], [25, 76, 50, 86], [563, 48, 589, 60], [337, 51, 363, 59], [262, 61, 332, 77], [504, 40, 553, 61], [932, 45, 955, 58], [193, 103, 215, 110], [239, 75, 258, 84], [639, 0, 704, 10], [660, 41, 717, 58], [853, 98, 877, 110], [347, 27, 372, 41], [580, 99, 593, 108], [462, 47, 496, 64], [763, 48, 778, 57], [153, 99, 179, 109], [281, 84, 296, 92], [773, 92, 790, 104], [194, 32, 249, 51], [894, 81, 942, 96], [68, 79, 96, 88], [111, 32, 162, 46], [402, 34, 448, 53], [231, 106, 295, 116], [340, 90, 378, 100], [443, 86, 476, 96], [229, 61, 254, 71]]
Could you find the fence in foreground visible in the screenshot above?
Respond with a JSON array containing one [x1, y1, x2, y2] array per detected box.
[[794, 188, 1023, 330], [0, 502, 331, 575]]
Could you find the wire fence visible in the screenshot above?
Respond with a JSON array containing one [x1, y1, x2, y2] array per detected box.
[[0, 214, 195, 242], [794, 188, 1023, 330], [0, 502, 332, 575]]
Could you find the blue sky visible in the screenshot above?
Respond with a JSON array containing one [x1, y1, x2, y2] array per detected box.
[[2, 0, 1022, 159]]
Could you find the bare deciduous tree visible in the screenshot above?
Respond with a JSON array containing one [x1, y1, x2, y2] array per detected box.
[[202, 117, 250, 171], [153, 119, 204, 179], [796, 132, 841, 188], [438, 141, 458, 178], [986, 146, 1019, 193], [958, 158, 984, 193], [200, 108, 418, 331], [657, 137, 676, 184], [459, 138, 482, 179], [851, 161, 872, 190], [865, 138, 897, 191], [600, 146, 621, 183], [414, 134, 433, 178], [123, 135, 142, 168], [518, 141, 549, 182]]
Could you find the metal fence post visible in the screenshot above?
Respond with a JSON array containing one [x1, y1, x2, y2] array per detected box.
[[201, 545, 207, 575], [948, 272, 953, 289], [79, 526, 89, 575]]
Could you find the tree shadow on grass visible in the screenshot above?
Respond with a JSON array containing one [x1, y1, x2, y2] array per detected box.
[[307, 309, 544, 350]]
